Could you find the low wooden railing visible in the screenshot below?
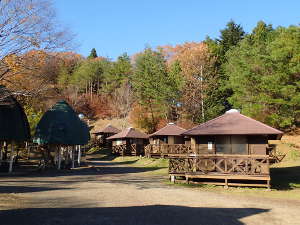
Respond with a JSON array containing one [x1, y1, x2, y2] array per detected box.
[[169, 154, 270, 176], [112, 144, 145, 156], [145, 144, 192, 157], [112, 144, 127, 155]]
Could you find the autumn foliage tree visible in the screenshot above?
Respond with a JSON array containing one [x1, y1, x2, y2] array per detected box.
[[0, 0, 74, 100]]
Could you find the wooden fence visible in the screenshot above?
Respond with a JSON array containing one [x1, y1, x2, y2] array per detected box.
[[145, 144, 192, 157], [169, 154, 270, 175], [112, 144, 145, 156], [168, 154, 270, 188]]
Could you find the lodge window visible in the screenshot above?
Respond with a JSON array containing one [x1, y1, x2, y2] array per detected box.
[[158, 136, 168, 144], [115, 140, 122, 145], [216, 135, 248, 154]]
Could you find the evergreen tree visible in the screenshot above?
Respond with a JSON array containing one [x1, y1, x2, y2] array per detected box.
[[224, 22, 300, 129], [132, 48, 178, 131], [205, 20, 246, 112], [88, 48, 98, 59], [218, 20, 245, 58], [103, 53, 132, 94]]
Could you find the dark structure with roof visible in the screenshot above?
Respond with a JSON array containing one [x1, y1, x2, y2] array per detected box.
[[146, 123, 187, 157], [0, 86, 31, 172], [107, 128, 148, 156], [34, 100, 90, 169], [167, 110, 283, 189], [92, 124, 121, 147]]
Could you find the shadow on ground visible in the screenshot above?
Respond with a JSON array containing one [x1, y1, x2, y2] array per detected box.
[[86, 158, 139, 166], [0, 164, 163, 179], [271, 166, 300, 190], [0, 185, 72, 194], [0, 205, 269, 225]]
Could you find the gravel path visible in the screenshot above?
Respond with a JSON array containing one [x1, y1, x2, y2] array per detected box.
[[0, 158, 299, 225]]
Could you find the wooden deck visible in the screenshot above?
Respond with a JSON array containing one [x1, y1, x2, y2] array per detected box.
[[170, 173, 270, 188], [168, 154, 270, 189]]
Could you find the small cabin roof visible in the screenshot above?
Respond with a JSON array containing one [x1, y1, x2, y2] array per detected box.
[[183, 110, 283, 139], [107, 127, 148, 140], [93, 124, 121, 134], [149, 123, 187, 137]]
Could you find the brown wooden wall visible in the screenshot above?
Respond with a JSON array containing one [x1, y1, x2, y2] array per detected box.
[[191, 135, 268, 155], [248, 136, 268, 155], [150, 136, 185, 145]]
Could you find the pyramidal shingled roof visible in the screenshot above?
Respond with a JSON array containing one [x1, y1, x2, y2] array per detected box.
[[34, 100, 90, 145], [183, 110, 283, 139], [107, 127, 148, 140], [0, 86, 31, 142], [93, 124, 121, 134], [149, 123, 187, 137]]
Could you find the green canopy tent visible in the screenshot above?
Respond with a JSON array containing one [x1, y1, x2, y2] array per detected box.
[[34, 100, 90, 169], [0, 86, 31, 172]]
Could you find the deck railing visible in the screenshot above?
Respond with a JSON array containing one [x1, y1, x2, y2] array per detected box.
[[169, 154, 270, 176], [112, 144, 145, 156], [145, 144, 192, 157]]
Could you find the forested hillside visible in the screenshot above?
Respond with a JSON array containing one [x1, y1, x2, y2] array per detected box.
[[1, 1, 299, 133]]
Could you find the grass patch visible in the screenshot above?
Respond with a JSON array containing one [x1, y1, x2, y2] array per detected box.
[[86, 146, 102, 155], [113, 157, 169, 168], [112, 156, 169, 175]]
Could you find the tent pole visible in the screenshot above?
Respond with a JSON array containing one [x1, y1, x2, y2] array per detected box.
[[77, 145, 81, 166], [9, 141, 14, 173]]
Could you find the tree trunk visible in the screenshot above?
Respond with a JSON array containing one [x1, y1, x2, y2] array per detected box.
[[200, 65, 205, 121]]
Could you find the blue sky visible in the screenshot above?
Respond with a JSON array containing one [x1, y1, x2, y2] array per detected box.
[[53, 0, 300, 59]]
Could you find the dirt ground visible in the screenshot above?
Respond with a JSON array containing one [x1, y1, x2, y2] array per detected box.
[[0, 157, 300, 225]]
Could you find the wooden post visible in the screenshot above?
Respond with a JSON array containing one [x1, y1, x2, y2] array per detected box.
[[191, 137, 196, 154], [53, 146, 57, 166], [170, 175, 175, 183], [77, 145, 81, 166], [0, 141, 3, 166], [267, 180, 271, 191], [224, 178, 228, 189], [58, 146, 62, 170], [3, 141, 8, 160], [71, 146, 75, 169], [186, 176, 189, 184], [26, 142, 30, 160], [9, 142, 14, 173]]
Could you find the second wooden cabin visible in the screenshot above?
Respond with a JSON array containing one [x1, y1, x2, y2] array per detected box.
[[107, 127, 148, 156], [92, 124, 121, 147], [146, 123, 187, 157]]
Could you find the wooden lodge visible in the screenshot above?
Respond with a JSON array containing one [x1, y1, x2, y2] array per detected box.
[[107, 128, 148, 156], [92, 125, 121, 147], [146, 123, 187, 157], [148, 109, 283, 189]]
